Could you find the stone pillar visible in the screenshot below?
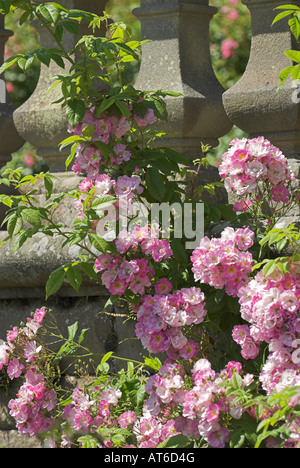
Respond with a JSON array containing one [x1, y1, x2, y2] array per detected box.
[[13, 0, 108, 173], [133, 0, 232, 158], [0, 15, 25, 227], [223, 0, 300, 160], [0, 16, 24, 169], [222, 0, 300, 217]]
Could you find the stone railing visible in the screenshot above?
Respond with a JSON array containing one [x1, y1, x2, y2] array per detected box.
[[0, 0, 299, 448]]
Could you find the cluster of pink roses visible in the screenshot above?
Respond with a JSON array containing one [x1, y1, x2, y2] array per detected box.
[[144, 358, 254, 448], [233, 263, 300, 394], [191, 226, 254, 297], [74, 172, 144, 225], [218, 136, 295, 201], [58, 386, 126, 448], [0, 307, 47, 372], [47, 381, 180, 448], [8, 367, 57, 438], [135, 286, 206, 359], [94, 225, 173, 296], [71, 107, 156, 178], [0, 308, 58, 438], [132, 415, 179, 448]]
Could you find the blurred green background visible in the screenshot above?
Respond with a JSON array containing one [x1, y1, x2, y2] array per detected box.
[[2, 0, 251, 174]]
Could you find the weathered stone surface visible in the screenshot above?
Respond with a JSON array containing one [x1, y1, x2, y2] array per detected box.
[[13, 0, 109, 173], [223, 0, 300, 160], [0, 430, 42, 448], [0, 15, 24, 170], [133, 0, 232, 158]]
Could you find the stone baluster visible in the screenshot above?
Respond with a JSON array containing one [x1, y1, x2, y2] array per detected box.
[[132, 0, 232, 156], [11, 0, 110, 232], [0, 15, 25, 227], [223, 0, 300, 168], [13, 0, 108, 173], [2, 0, 111, 285], [0, 15, 25, 169], [222, 0, 300, 218], [132, 0, 232, 201]]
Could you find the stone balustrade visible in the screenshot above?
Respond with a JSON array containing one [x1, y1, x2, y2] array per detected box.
[[0, 0, 299, 447]]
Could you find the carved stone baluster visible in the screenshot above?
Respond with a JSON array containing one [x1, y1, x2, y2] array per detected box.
[[0, 16, 24, 168], [0, 15, 25, 226], [132, 0, 232, 200], [223, 0, 300, 163], [132, 0, 232, 154], [222, 0, 300, 216], [13, 0, 109, 173]]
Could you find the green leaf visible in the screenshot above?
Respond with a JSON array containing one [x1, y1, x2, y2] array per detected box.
[[79, 262, 99, 281], [66, 265, 83, 292], [77, 435, 98, 449], [284, 49, 300, 63], [171, 238, 187, 265], [262, 260, 278, 277], [88, 232, 110, 253], [272, 9, 295, 25], [46, 269, 66, 299], [278, 65, 295, 86], [11, 231, 29, 254], [94, 97, 115, 117], [158, 434, 192, 448], [0, 0, 12, 14], [112, 40, 139, 60], [39, 4, 61, 24], [288, 16, 300, 40], [144, 356, 162, 371], [59, 135, 85, 149], [229, 431, 246, 448], [68, 321, 78, 341], [0, 55, 21, 76], [115, 100, 131, 120], [101, 351, 114, 364], [61, 19, 79, 35], [145, 167, 166, 201], [7, 214, 23, 238], [82, 124, 95, 139], [65, 99, 86, 127], [274, 4, 300, 10], [44, 174, 54, 200], [232, 372, 243, 389], [21, 208, 41, 227], [90, 194, 117, 212], [55, 23, 64, 42], [36, 51, 51, 67], [48, 51, 65, 68], [18, 55, 37, 72], [122, 379, 146, 408], [103, 295, 119, 310], [19, 10, 32, 25], [78, 328, 89, 345]]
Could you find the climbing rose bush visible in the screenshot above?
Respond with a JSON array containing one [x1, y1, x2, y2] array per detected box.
[[191, 226, 254, 297], [135, 287, 205, 359], [218, 136, 296, 198], [234, 263, 300, 394], [71, 106, 156, 178], [1, 1, 300, 450]]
